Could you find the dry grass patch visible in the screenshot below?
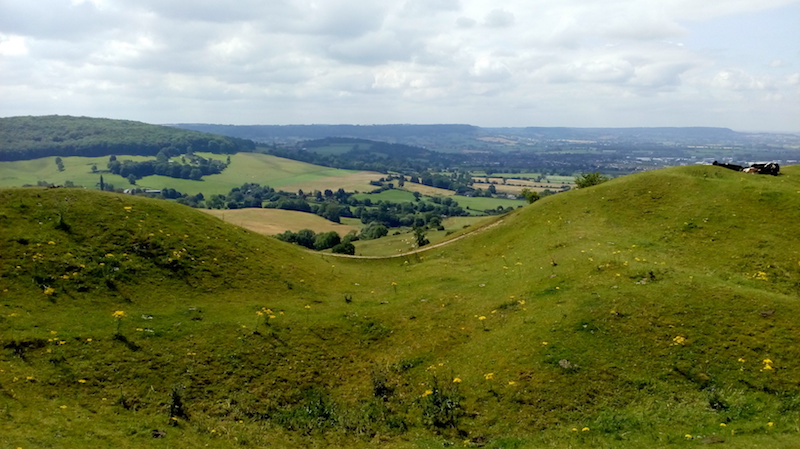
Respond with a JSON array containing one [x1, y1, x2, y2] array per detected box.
[[401, 182, 455, 196], [201, 208, 360, 235], [279, 171, 384, 194]]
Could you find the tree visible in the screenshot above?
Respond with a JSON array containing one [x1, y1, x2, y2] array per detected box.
[[331, 241, 355, 255], [413, 227, 429, 247], [55, 156, 64, 172], [314, 231, 341, 251], [521, 188, 540, 204], [574, 172, 609, 188], [361, 222, 388, 240]]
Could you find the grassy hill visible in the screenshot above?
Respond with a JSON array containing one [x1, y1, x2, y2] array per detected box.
[[2, 165, 800, 448], [0, 115, 255, 161]]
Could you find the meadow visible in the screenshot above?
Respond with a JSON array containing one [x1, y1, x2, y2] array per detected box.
[[2, 165, 800, 448], [0, 152, 384, 196]]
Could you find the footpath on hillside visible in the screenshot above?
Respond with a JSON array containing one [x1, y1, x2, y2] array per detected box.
[[321, 219, 505, 260]]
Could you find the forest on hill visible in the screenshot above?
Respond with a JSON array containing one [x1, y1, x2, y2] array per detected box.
[[0, 115, 255, 161]]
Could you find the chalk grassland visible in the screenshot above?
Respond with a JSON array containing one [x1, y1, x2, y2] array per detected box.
[[200, 208, 360, 236], [351, 216, 496, 256], [2, 165, 800, 448], [0, 153, 384, 196]]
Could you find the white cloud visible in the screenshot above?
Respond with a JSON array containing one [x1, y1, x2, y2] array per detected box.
[[0, 0, 797, 131]]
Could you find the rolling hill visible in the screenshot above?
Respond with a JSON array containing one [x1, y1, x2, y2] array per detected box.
[[0, 115, 255, 161], [1, 164, 799, 448]]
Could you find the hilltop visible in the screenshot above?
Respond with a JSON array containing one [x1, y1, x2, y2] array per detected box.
[[1, 165, 800, 448]]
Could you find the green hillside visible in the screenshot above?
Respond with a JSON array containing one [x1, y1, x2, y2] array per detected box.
[[0, 115, 255, 161], [2, 165, 800, 448]]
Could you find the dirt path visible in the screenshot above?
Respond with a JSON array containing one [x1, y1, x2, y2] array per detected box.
[[320, 218, 505, 260]]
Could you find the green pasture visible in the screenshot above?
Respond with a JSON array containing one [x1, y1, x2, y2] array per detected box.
[[471, 171, 577, 183], [352, 189, 418, 203], [451, 194, 527, 214], [0, 153, 374, 196]]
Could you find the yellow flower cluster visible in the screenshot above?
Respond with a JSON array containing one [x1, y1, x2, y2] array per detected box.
[[763, 358, 774, 371], [672, 335, 687, 345], [112, 310, 126, 319], [255, 307, 276, 319]]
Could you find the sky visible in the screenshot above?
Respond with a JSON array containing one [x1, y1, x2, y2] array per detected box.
[[1, 0, 798, 131]]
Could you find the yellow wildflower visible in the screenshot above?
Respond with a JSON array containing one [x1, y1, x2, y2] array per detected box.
[[484, 373, 494, 380], [78, 379, 87, 383], [720, 423, 727, 427], [112, 310, 126, 319], [582, 427, 590, 432], [123, 206, 133, 211], [453, 377, 462, 383], [43, 286, 56, 296], [422, 389, 433, 397], [478, 316, 486, 321]]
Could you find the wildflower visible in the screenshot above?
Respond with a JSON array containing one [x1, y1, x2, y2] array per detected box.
[[60, 405, 68, 409], [518, 300, 525, 305], [124, 206, 132, 211], [508, 381, 517, 386], [304, 305, 311, 309], [48, 240, 56, 245], [422, 389, 433, 397], [43, 286, 56, 296], [768, 422, 774, 427], [541, 341, 549, 346], [112, 310, 126, 319], [484, 373, 494, 380], [582, 427, 590, 432], [738, 358, 746, 363], [453, 377, 462, 383], [86, 338, 92, 342], [685, 434, 692, 439], [672, 335, 687, 345], [78, 379, 87, 383], [478, 316, 486, 321], [720, 423, 727, 427]]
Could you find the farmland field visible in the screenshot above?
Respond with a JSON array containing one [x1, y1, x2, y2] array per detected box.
[[200, 208, 360, 235], [352, 189, 418, 203], [451, 194, 527, 213], [0, 152, 384, 196], [401, 181, 454, 196]]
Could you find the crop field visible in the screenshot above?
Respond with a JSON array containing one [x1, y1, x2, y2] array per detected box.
[[471, 171, 578, 184], [400, 181, 454, 196], [0, 152, 384, 196], [200, 208, 361, 236]]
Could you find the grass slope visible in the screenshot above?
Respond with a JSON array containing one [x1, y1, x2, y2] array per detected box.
[[2, 165, 800, 448], [0, 152, 384, 195]]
